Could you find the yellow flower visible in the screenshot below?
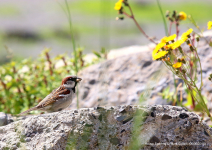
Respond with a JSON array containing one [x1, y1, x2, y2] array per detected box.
[[152, 51, 168, 60], [208, 21, 212, 30], [114, 0, 123, 10], [173, 62, 182, 68], [166, 39, 183, 50], [180, 36, 188, 42], [181, 28, 193, 41], [161, 34, 176, 43], [171, 40, 183, 49], [179, 12, 187, 20], [152, 42, 166, 55], [182, 28, 193, 37]]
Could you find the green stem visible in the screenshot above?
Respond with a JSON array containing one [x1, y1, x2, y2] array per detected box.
[[168, 22, 173, 35], [62, 0, 79, 109], [194, 48, 203, 90], [64, 0, 78, 74], [156, 0, 168, 36], [197, 89, 211, 118], [173, 74, 178, 104]]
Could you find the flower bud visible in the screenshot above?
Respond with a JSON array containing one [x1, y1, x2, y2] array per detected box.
[[119, 16, 124, 20], [182, 69, 186, 74], [123, 1, 129, 6], [177, 58, 181, 62], [190, 46, 194, 52], [166, 11, 170, 17], [179, 47, 183, 54], [169, 18, 173, 22], [172, 10, 176, 18], [196, 37, 200, 42], [181, 58, 186, 64]]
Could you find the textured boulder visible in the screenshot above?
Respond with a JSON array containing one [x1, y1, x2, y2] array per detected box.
[[70, 34, 212, 110], [0, 105, 211, 149]]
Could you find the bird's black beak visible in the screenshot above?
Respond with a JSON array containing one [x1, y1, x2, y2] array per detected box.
[[76, 77, 82, 82]]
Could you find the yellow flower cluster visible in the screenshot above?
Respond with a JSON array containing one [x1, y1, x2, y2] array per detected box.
[[166, 29, 192, 50], [152, 28, 193, 61], [114, 0, 123, 10], [208, 21, 212, 30]]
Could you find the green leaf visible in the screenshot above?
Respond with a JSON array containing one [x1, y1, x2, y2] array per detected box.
[[100, 47, 106, 54], [184, 92, 193, 107], [194, 95, 208, 111], [184, 89, 197, 107], [92, 50, 101, 58], [209, 41, 212, 47]]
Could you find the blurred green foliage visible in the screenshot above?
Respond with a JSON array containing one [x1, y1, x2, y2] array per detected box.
[[92, 47, 108, 61], [0, 4, 20, 16], [66, 1, 212, 22], [0, 48, 88, 114]]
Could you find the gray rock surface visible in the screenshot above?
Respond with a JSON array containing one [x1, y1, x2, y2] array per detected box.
[[0, 112, 7, 126], [70, 35, 212, 110], [0, 105, 211, 149], [0, 112, 13, 126]]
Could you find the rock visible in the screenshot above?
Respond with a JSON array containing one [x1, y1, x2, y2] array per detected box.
[[74, 47, 167, 109], [70, 34, 212, 110], [0, 105, 211, 149], [0, 112, 13, 126], [0, 112, 7, 126]]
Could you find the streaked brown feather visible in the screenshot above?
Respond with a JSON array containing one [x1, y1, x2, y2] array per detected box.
[[37, 86, 70, 108], [19, 85, 70, 115]]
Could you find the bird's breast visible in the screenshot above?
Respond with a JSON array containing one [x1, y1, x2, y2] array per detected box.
[[51, 91, 74, 112]]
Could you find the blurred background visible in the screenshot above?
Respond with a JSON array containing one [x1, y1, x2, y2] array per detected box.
[[0, 0, 212, 64]]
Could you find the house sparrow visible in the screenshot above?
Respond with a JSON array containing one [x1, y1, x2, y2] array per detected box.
[[19, 75, 82, 115]]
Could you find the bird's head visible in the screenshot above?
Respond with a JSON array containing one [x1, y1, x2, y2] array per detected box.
[[61, 75, 82, 90]]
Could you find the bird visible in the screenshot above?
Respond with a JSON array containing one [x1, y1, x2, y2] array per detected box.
[[19, 75, 82, 115]]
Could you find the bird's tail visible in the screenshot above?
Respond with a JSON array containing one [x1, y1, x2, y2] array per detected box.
[[19, 107, 37, 115]]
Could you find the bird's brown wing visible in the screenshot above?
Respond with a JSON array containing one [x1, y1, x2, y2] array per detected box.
[[36, 86, 70, 108], [19, 86, 70, 115]]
